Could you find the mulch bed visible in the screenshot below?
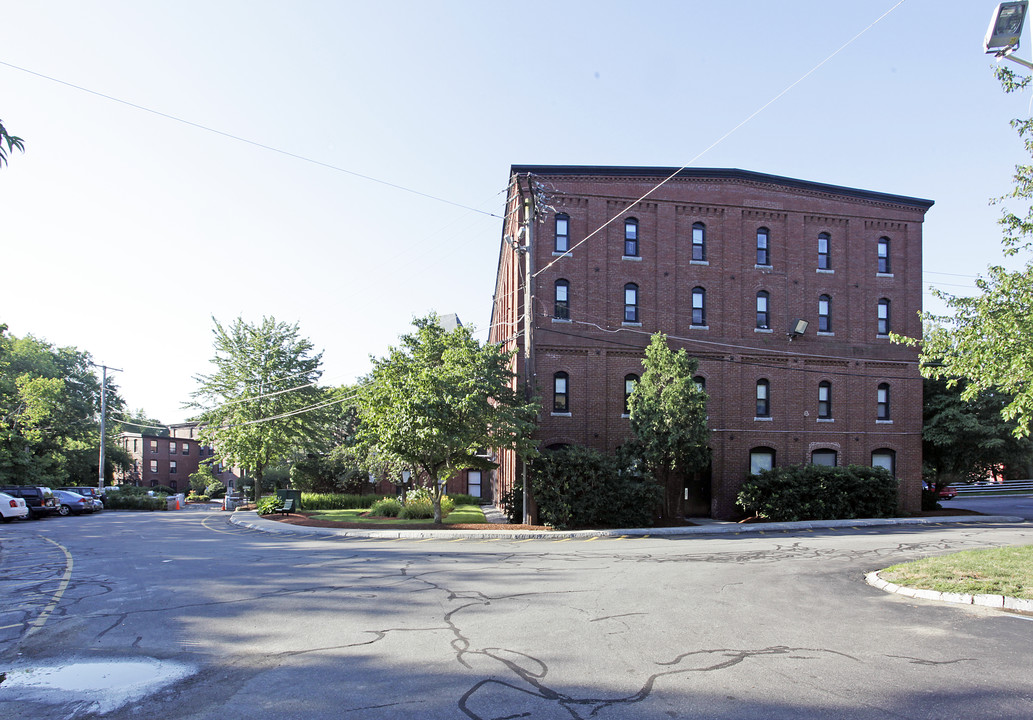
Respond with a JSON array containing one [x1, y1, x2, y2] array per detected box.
[[257, 508, 985, 532], [267, 511, 550, 531]]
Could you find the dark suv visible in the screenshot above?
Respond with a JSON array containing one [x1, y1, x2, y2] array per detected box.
[[0, 486, 59, 519]]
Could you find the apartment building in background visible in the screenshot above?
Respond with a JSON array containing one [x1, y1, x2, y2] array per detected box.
[[488, 166, 933, 519]]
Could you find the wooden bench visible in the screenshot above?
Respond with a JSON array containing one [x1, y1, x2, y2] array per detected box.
[[277, 498, 296, 516]]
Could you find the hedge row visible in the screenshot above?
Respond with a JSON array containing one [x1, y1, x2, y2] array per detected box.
[[529, 445, 661, 530], [737, 464, 898, 522]]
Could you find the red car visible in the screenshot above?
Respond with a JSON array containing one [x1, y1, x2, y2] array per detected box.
[[924, 482, 957, 500]]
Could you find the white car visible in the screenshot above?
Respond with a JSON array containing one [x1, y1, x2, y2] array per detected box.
[[0, 491, 29, 522]]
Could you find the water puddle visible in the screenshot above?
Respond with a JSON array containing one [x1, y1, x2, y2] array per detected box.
[[0, 658, 194, 714]]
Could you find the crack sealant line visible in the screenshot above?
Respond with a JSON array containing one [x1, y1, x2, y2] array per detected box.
[[24, 537, 73, 637]]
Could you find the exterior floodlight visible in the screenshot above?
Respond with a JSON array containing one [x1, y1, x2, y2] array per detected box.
[[787, 319, 808, 341], [985, 2, 1029, 54]]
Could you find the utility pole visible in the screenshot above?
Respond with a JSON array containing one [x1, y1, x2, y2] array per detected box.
[[521, 181, 536, 525], [94, 363, 122, 490]]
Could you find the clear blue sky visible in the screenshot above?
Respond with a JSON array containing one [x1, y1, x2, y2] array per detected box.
[[1, 1, 1028, 424]]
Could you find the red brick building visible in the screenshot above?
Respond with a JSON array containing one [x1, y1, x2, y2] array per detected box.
[[115, 423, 241, 492], [488, 166, 933, 519]]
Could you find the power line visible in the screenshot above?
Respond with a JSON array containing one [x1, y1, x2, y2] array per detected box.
[[531, 0, 908, 279], [0, 59, 504, 219]]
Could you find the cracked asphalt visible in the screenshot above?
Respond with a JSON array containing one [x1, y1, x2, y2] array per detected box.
[[1, 506, 1031, 719]]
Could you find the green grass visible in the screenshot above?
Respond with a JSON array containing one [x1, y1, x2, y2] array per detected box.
[[880, 545, 1033, 600], [307, 503, 486, 525]]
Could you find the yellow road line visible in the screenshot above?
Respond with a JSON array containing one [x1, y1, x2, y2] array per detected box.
[[551, 538, 571, 543], [24, 537, 73, 638], [584, 537, 599, 542]]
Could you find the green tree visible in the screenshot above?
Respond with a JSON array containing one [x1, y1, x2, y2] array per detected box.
[[188, 463, 217, 494], [0, 118, 24, 168], [117, 409, 169, 437], [189, 316, 330, 502], [0, 330, 126, 485], [903, 68, 1033, 435], [626, 333, 710, 519], [923, 376, 1033, 488], [356, 315, 538, 523]]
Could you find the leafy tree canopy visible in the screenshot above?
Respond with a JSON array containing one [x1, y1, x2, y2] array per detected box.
[[627, 333, 710, 518], [0, 328, 126, 485], [923, 376, 1032, 485], [0, 118, 24, 168], [898, 67, 1033, 436], [356, 314, 538, 522], [189, 316, 332, 502]]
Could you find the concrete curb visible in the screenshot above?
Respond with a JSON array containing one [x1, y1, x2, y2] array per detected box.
[[229, 511, 1027, 541], [865, 571, 1033, 614]]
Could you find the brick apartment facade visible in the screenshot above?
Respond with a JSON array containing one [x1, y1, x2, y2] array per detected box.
[[488, 166, 934, 520], [115, 423, 241, 492]]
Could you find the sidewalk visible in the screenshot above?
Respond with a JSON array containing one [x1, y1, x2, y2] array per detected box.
[[229, 510, 1027, 541]]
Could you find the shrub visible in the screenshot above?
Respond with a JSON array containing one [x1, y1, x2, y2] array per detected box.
[[502, 485, 524, 524], [529, 445, 661, 529], [300, 493, 381, 510], [921, 487, 941, 511], [103, 493, 167, 511], [204, 482, 226, 499], [736, 464, 898, 522], [369, 497, 402, 517], [256, 496, 284, 515], [448, 493, 479, 506]]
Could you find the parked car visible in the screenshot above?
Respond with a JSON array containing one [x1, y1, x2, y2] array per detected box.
[[59, 486, 105, 508], [53, 490, 95, 516], [923, 482, 958, 500], [0, 486, 59, 519], [0, 491, 29, 522]]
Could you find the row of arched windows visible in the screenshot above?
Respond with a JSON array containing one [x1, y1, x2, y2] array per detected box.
[[553, 280, 893, 334], [552, 371, 892, 422], [554, 214, 895, 272], [754, 378, 892, 420], [750, 447, 896, 475]]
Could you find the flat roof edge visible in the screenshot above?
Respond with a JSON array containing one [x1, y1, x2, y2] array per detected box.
[[509, 165, 934, 210]]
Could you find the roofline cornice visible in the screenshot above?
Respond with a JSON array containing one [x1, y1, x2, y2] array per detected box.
[[509, 165, 934, 211]]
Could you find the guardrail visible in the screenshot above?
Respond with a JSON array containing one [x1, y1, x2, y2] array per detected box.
[[954, 479, 1033, 495]]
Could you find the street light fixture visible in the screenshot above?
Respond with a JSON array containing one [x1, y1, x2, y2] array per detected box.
[[985, 1, 1033, 70]]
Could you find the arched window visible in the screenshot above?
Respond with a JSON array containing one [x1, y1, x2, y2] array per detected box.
[[692, 286, 706, 326], [877, 237, 891, 273], [818, 381, 831, 418], [692, 222, 706, 261], [818, 294, 831, 332], [756, 227, 770, 266], [872, 449, 896, 476], [624, 218, 639, 257], [554, 279, 570, 319], [811, 449, 838, 466], [693, 375, 706, 391], [750, 447, 775, 475], [756, 379, 770, 417], [624, 373, 639, 414], [818, 232, 831, 269], [877, 298, 891, 335], [624, 283, 639, 323], [756, 291, 770, 329], [553, 372, 570, 414], [555, 213, 570, 253], [877, 383, 890, 420]]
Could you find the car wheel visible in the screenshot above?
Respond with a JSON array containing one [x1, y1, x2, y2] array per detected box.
[[1, 516, 12, 523], [57, 504, 71, 516]]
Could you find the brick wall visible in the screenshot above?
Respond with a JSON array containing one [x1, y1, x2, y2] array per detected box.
[[490, 167, 931, 519]]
